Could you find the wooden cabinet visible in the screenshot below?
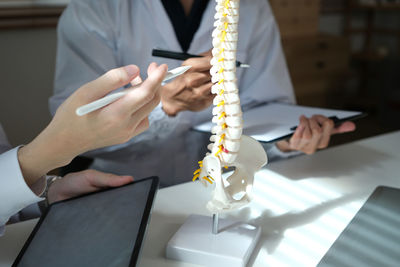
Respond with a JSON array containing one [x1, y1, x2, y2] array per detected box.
[[0, 3, 65, 29], [282, 34, 351, 106], [269, 0, 320, 39], [270, 0, 351, 107]]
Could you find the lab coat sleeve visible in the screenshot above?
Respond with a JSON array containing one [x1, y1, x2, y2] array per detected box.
[[0, 124, 11, 153], [265, 143, 303, 162], [50, 0, 119, 114], [0, 147, 45, 236], [238, 0, 296, 111]]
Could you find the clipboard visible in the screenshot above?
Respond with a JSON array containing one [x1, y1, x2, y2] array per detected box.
[[193, 103, 365, 143]]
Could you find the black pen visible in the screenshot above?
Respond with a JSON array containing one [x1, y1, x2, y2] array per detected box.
[[152, 49, 250, 68]]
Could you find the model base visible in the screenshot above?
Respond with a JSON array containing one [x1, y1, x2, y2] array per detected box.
[[166, 214, 261, 267]]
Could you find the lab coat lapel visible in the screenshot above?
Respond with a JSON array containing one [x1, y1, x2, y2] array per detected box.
[[188, 0, 215, 53], [143, 0, 182, 51]]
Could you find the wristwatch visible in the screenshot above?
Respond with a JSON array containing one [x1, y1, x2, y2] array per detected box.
[[38, 175, 62, 213]]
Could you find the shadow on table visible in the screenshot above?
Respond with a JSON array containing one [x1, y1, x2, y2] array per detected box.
[[266, 144, 391, 180], [141, 191, 366, 266], [226, 191, 368, 266], [139, 212, 191, 267]]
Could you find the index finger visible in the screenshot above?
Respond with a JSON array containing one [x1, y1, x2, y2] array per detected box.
[[312, 115, 334, 149], [290, 115, 307, 148], [119, 64, 168, 114], [81, 65, 140, 101]]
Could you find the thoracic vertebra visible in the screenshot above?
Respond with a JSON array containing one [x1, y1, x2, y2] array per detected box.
[[208, 0, 242, 166]]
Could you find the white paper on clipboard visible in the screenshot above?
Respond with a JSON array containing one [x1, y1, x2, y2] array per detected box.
[[193, 103, 362, 143]]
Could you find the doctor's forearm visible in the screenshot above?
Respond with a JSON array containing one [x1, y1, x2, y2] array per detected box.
[[17, 130, 77, 186]]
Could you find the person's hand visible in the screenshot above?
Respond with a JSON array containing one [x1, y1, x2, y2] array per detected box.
[[47, 169, 134, 204], [161, 50, 214, 116], [18, 63, 167, 185], [48, 63, 167, 156], [276, 115, 356, 155]]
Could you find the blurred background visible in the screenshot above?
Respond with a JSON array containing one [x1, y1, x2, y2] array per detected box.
[[0, 0, 399, 147], [270, 0, 400, 146]]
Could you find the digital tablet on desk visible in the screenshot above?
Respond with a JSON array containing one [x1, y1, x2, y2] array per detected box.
[[318, 186, 400, 267], [12, 176, 159, 267]]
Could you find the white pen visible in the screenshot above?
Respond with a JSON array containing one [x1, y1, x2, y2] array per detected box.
[[76, 66, 191, 116]]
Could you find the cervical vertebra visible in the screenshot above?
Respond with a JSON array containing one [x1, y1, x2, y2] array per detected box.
[[193, 0, 267, 213]]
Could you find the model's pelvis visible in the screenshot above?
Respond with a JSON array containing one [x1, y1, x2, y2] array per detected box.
[[199, 135, 268, 213]]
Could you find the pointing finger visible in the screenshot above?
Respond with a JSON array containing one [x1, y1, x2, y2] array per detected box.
[[81, 65, 140, 101], [120, 64, 167, 114]]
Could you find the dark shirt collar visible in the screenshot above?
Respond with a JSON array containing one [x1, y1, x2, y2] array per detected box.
[[161, 0, 210, 52]]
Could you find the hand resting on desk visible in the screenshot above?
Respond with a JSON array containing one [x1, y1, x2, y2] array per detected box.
[[276, 114, 356, 155], [47, 169, 133, 204]]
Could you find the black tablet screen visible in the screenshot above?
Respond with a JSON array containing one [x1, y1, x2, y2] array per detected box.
[[13, 177, 158, 267], [318, 186, 400, 267]]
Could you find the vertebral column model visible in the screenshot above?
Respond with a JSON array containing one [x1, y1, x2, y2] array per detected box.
[[209, 0, 242, 166], [193, 0, 268, 213]]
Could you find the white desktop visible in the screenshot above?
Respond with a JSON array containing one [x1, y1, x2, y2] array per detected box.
[[1, 131, 400, 266]]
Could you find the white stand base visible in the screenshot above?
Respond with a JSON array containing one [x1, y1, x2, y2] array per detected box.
[[166, 214, 261, 267]]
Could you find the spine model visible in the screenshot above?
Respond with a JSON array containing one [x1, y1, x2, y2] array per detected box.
[[209, 0, 242, 166], [193, 0, 267, 213], [194, 0, 242, 184]]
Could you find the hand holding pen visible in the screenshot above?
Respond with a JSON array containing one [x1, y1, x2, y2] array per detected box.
[[160, 49, 216, 116], [41, 64, 167, 167], [76, 65, 191, 116]]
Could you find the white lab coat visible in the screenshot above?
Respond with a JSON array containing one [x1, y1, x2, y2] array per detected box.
[[50, 0, 296, 186]]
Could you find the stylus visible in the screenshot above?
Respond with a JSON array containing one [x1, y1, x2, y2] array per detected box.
[[76, 66, 191, 116]]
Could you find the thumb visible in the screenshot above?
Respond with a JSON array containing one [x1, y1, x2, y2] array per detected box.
[[91, 172, 134, 188], [200, 49, 212, 56], [117, 64, 167, 114], [79, 65, 140, 101], [332, 121, 356, 134]]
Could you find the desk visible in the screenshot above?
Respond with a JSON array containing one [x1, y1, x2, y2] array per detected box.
[[1, 131, 399, 266]]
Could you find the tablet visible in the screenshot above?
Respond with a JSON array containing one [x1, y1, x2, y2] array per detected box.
[[13, 176, 159, 267], [318, 186, 400, 267]]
